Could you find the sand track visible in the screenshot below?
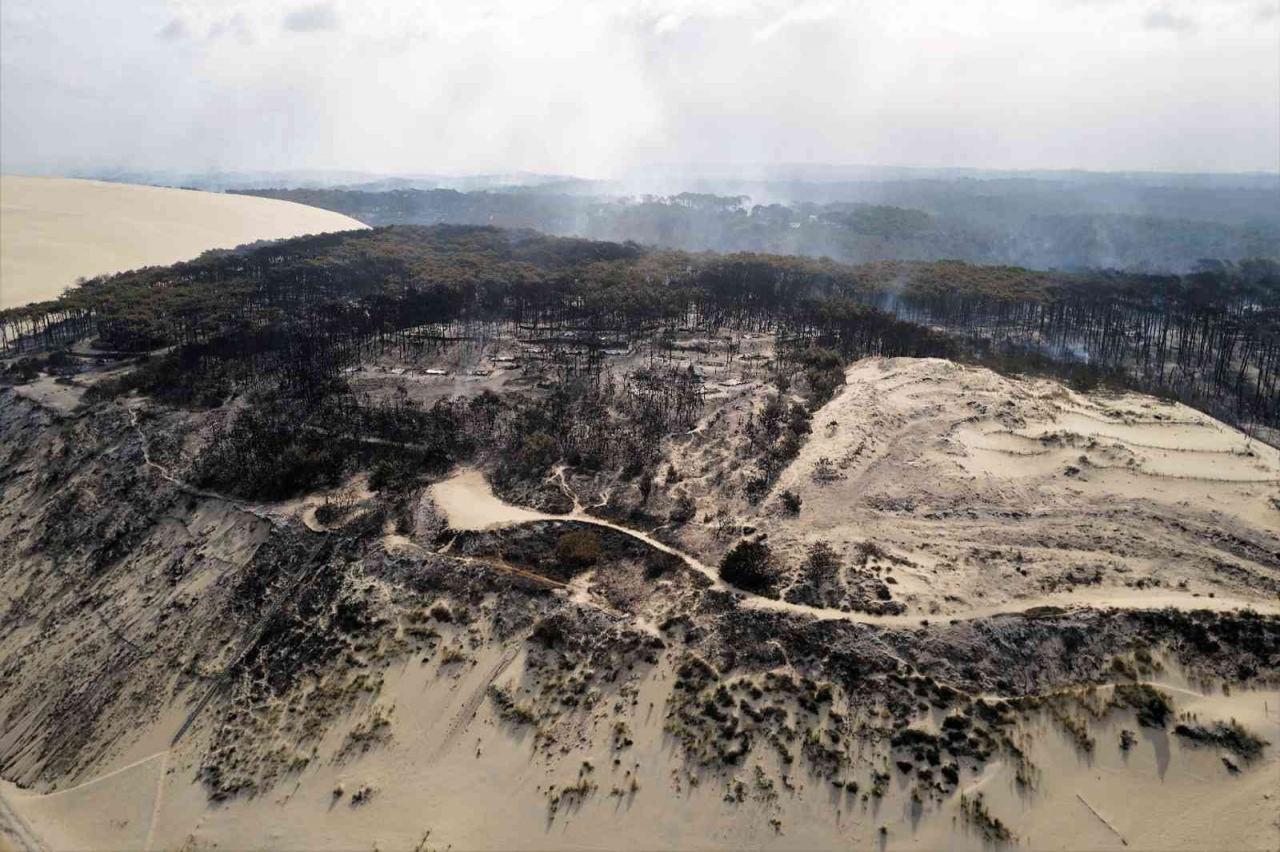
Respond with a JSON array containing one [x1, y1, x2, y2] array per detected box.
[[430, 468, 1280, 627], [0, 783, 47, 852]]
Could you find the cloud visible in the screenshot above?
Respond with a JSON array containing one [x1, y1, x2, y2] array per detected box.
[[156, 17, 187, 39], [282, 2, 338, 32], [2, 0, 1277, 176], [207, 12, 254, 43], [1143, 5, 1197, 30]]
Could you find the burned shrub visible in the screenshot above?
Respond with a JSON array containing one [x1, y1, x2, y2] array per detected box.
[[669, 493, 697, 525], [1174, 720, 1269, 760], [555, 530, 604, 570], [720, 539, 777, 593], [1112, 683, 1173, 728]]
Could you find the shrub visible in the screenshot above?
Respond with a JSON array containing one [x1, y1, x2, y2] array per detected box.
[[805, 542, 840, 580], [518, 432, 558, 475], [1173, 720, 1269, 760], [1112, 683, 1173, 728], [369, 458, 414, 492], [3, 357, 42, 384], [669, 493, 697, 525], [532, 614, 569, 646], [316, 486, 358, 524], [556, 530, 603, 569], [743, 474, 771, 505], [779, 490, 803, 515], [644, 551, 681, 580], [720, 540, 776, 593], [812, 456, 843, 483]]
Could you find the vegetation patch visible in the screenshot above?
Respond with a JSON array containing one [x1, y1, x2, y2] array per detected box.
[[1112, 683, 1174, 728], [720, 539, 777, 594], [1173, 720, 1269, 760]]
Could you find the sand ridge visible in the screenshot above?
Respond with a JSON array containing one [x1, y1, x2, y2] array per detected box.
[[727, 358, 1280, 619]]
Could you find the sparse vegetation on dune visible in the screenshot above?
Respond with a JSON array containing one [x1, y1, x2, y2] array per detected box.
[[1112, 683, 1174, 728], [1174, 719, 1269, 760], [1, 221, 1279, 852]]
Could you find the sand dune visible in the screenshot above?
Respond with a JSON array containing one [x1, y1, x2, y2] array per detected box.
[[732, 357, 1280, 618], [0, 176, 365, 310], [3, 351, 1278, 851]]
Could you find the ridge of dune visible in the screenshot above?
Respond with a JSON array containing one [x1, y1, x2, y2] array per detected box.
[[0, 176, 366, 310]]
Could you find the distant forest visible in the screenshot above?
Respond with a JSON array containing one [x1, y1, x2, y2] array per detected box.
[[4, 226, 1277, 445], [236, 181, 1280, 273]]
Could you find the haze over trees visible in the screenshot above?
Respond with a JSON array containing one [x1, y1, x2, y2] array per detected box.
[[236, 174, 1280, 274]]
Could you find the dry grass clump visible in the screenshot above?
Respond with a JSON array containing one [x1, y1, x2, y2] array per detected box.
[[960, 792, 1015, 844], [336, 705, 394, 760], [1173, 719, 1269, 760], [439, 645, 471, 665], [547, 761, 597, 817]]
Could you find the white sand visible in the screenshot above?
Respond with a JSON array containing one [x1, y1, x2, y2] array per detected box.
[[432, 468, 553, 530], [0, 176, 365, 309], [739, 357, 1280, 618]]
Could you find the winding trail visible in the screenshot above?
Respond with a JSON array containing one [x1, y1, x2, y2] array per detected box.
[[431, 468, 1280, 629], [122, 402, 288, 530]]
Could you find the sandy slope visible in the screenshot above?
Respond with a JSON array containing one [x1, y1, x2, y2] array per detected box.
[[0, 176, 365, 309], [660, 357, 1280, 620], [2, 357, 1278, 850], [4, 652, 1277, 851]]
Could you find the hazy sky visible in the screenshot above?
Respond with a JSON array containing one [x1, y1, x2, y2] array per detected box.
[[2, 0, 1277, 177]]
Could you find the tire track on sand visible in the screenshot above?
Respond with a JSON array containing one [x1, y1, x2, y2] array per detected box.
[[0, 784, 48, 852], [429, 640, 524, 763]]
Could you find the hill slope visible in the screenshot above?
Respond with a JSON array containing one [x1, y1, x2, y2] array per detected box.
[[0, 352, 1277, 850]]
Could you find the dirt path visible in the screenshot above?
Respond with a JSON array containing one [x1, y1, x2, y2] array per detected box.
[[122, 402, 289, 530], [431, 468, 1280, 628]]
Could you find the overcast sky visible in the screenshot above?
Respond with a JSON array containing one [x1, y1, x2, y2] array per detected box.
[[2, 0, 1277, 178]]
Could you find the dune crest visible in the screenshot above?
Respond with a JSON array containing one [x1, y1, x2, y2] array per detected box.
[[0, 176, 365, 309]]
